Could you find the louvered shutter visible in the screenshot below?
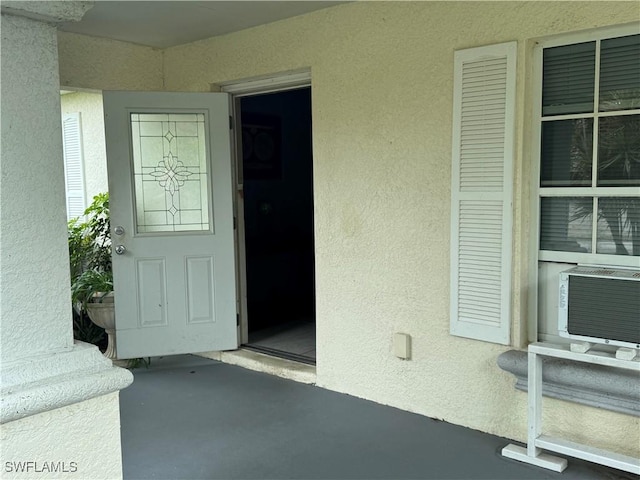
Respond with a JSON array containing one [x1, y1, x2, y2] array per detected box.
[[62, 113, 86, 220], [450, 42, 516, 345]]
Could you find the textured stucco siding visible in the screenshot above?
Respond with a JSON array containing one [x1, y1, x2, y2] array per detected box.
[[60, 92, 108, 201], [58, 31, 163, 91], [0, 393, 124, 480], [2, 9, 128, 480], [1, 14, 73, 360], [56, 1, 640, 457], [161, 1, 640, 456]]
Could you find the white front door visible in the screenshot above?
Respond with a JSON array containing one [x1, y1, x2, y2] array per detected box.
[[103, 92, 238, 359]]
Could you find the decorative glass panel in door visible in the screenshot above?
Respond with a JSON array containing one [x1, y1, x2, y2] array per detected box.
[[130, 113, 211, 233]]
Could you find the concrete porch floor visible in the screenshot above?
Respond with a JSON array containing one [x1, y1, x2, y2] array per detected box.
[[119, 355, 633, 480]]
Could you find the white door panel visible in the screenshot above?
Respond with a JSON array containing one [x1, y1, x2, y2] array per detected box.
[[103, 91, 238, 359]]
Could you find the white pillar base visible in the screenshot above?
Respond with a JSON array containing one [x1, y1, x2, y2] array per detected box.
[[1, 392, 124, 480], [1, 343, 133, 479], [1, 342, 132, 424]]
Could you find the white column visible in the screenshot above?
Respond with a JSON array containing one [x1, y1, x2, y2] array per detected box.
[[0, 4, 83, 361], [0, 3, 132, 479]]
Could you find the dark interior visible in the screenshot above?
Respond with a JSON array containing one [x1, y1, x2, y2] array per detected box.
[[241, 87, 315, 361]]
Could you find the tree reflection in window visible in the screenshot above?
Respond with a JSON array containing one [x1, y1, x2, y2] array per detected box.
[[570, 93, 639, 256]]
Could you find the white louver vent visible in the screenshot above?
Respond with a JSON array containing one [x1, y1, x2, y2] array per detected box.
[[450, 42, 516, 345], [459, 57, 507, 192], [62, 113, 86, 220], [458, 200, 503, 325]]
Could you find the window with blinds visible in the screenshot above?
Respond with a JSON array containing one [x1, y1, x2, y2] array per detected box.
[[538, 32, 640, 263], [450, 42, 516, 345]]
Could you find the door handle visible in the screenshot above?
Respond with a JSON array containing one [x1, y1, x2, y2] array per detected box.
[[115, 245, 126, 255]]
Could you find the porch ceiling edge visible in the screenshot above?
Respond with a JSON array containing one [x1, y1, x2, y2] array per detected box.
[[0, 342, 133, 424], [0, 1, 93, 25], [497, 350, 640, 417]]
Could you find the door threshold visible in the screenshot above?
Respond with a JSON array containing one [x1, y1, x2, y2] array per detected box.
[[196, 348, 316, 385], [243, 344, 316, 366]]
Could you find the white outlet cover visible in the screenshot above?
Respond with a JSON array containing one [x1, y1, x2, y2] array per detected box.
[[393, 333, 411, 360]]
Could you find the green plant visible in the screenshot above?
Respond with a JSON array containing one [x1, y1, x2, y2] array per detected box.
[[72, 309, 106, 347], [68, 193, 112, 346], [68, 193, 148, 365], [68, 216, 91, 282], [71, 269, 114, 308], [81, 192, 111, 273], [126, 357, 152, 369]]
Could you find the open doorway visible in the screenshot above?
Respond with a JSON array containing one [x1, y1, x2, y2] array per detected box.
[[238, 87, 316, 364]]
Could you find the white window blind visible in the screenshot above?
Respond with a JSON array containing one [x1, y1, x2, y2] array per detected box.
[[62, 113, 86, 220], [538, 33, 640, 262], [450, 42, 516, 345]]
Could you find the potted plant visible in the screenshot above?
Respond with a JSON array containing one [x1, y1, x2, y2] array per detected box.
[[69, 193, 118, 359], [71, 269, 116, 357]]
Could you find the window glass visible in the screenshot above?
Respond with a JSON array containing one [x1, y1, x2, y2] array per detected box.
[[539, 32, 640, 259], [540, 197, 593, 253], [542, 42, 595, 116], [596, 197, 640, 256], [597, 114, 640, 186], [130, 113, 210, 233], [540, 119, 593, 187], [599, 34, 640, 112]]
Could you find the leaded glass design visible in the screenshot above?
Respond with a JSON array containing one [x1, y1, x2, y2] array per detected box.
[[131, 113, 210, 233]]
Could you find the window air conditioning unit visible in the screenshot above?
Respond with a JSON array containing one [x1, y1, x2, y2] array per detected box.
[[558, 266, 640, 350]]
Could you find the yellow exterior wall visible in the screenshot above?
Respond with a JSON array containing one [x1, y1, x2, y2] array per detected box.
[[58, 32, 163, 91], [60, 92, 108, 202], [57, 1, 640, 455]]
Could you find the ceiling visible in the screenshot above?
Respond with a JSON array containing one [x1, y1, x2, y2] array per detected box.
[[59, 1, 346, 49]]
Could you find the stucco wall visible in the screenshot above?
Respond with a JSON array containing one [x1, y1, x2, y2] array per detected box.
[[0, 393, 123, 480], [56, 1, 640, 457], [60, 92, 108, 202], [1, 13, 73, 360], [2, 8, 128, 480], [160, 1, 640, 456], [58, 31, 163, 91]]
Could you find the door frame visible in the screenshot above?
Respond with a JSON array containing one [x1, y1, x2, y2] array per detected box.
[[218, 69, 312, 345]]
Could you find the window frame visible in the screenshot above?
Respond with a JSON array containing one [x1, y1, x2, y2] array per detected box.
[[531, 23, 640, 270], [528, 23, 640, 344]]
